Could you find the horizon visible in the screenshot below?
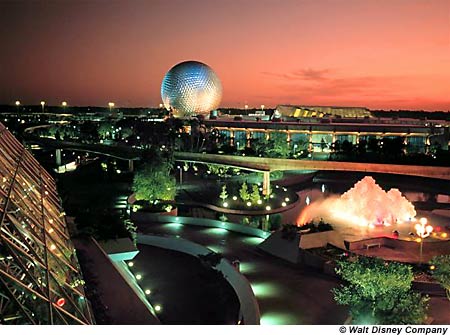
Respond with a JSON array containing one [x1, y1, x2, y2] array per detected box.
[[1, 0, 449, 111]]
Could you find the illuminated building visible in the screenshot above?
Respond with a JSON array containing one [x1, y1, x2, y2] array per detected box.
[[161, 61, 222, 117], [0, 122, 94, 324], [205, 106, 449, 153]]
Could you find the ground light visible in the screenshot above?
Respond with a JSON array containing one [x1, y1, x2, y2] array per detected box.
[[136, 274, 142, 280], [165, 222, 183, 230], [238, 262, 258, 275], [128, 262, 134, 267], [145, 289, 151, 295], [250, 282, 280, 299], [260, 312, 298, 325], [154, 305, 162, 312]]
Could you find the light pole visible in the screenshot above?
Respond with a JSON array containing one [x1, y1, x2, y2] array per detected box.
[[177, 166, 183, 186], [108, 102, 115, 113], [61, 101, 67, 113], [15, 100, 20, 112], [40, 101, 45, 113], [260, 104, 265, 112], [244, 104, 248, 112], [415, 217, 433, 265]]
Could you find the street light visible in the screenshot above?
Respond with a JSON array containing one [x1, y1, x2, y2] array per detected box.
[[261, 104, 265, 111], [108, 102, 115, 113], [415, 217, 433, 264], [40, 101, 45, 112], [15, 100, 20, 106], [61, 101, 67, 107]]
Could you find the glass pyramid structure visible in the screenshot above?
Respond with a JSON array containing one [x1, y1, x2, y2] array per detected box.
[[0, 122, 94, 324]]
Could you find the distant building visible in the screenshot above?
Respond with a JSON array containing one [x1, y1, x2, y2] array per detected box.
[[0, 122, 94, 324]]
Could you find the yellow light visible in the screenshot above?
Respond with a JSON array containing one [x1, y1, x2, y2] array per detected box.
[[108, 102, 115, 107], [257, 199, 262, 205], [40, 101, 45, 106], [136, 274, 142, 280], [232, 196, 237, 201], [48, 228, 54, 233], [49, 244, 56, 251], [416, 238, 422, 243], [15, 100, 20, 106], [419, 217, 427, 225], [430, 265, 436, 270], [145, 289, 151, 295], [265, 206, 271, 211], [282, 202, 287, 207], [128, 262, 134, 267], [246, 202, 251, 207], [442, 232, 448, 238], [223, 202, 228, 208], [285, 197, 290, 202], [155, 305, 162, 312], [61, 101, 67, 107]]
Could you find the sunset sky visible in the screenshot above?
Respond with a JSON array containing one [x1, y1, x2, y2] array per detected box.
[[1, 0, 449, 110]]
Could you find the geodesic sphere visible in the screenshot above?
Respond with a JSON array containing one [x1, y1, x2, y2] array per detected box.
[[161, 61, 222, 117]]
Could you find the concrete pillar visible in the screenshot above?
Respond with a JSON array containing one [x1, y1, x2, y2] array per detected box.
[[246, 130, 251, 148], [55, 149, 62, 166], [128, 159, 134, 172], [265, 131, 270, 141], [229, 129, 235, 146], [262, 171, 271, 196], [308, 132, 313, 152]]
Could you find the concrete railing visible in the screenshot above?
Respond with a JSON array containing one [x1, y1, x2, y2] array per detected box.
[[132, 213, 271, 239], [137, 234, 261, 325]]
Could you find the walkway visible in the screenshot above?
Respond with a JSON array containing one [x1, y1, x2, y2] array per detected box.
[[137, 222, 348, 325], [175, 152, 450, 180]]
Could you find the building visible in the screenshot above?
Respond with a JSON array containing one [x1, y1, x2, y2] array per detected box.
[[207, 105, 449, 153], [0, 122, 94, 324]]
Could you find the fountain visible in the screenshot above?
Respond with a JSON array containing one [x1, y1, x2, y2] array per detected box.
[[297, 176, 418, 239]]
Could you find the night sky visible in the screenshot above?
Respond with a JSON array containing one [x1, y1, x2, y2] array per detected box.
[[1, 0, 449, 110]]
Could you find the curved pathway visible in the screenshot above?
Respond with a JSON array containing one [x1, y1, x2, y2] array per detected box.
[[137, 221, 348, 325]]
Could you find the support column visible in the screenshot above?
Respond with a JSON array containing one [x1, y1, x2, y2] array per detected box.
[[55, 149, 62, 166], [128, 159, 134, 172], [308, 131, 313, 152], [262, 171, 271, 196]]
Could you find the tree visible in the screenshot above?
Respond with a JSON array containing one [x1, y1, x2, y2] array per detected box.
[[219, 185, 228, 201], [239, 182, 250, 201], [132, 162, 176, 203], [430, 255, 450, 300], [266, 133, 290, 158], [333, 257, 429, 324], [250, 184, 261, 204]]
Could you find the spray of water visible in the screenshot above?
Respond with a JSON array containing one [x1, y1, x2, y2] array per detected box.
[[297, 176, 416, 228]]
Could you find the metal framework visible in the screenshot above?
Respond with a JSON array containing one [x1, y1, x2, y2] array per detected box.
[[0, 123, 94, 324]]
